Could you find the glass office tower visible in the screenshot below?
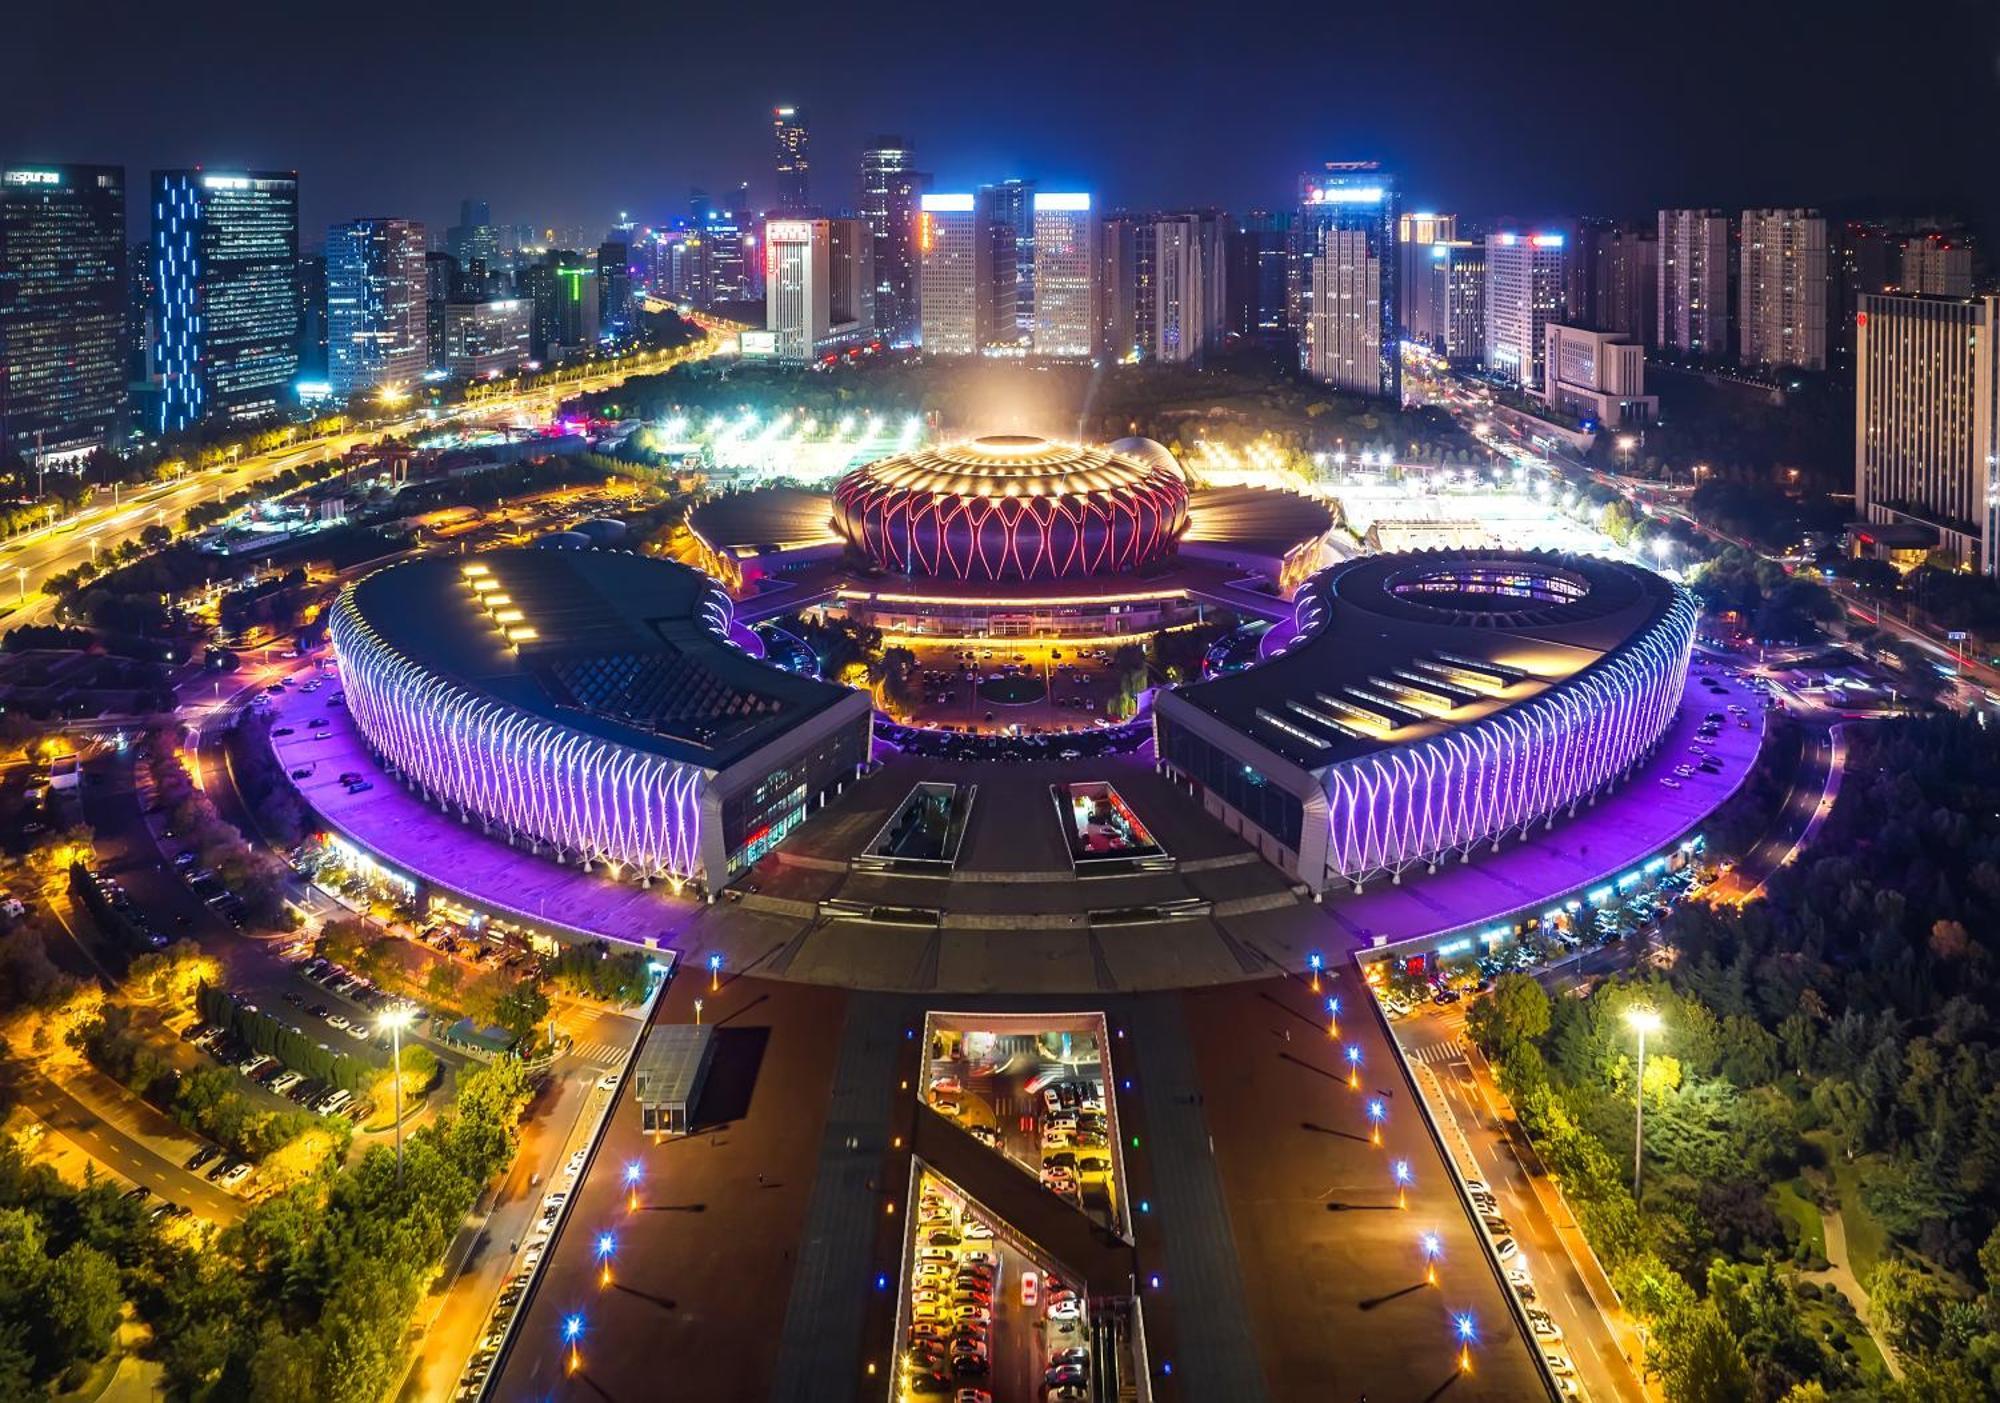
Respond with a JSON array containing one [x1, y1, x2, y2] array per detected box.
[[0, 163, 127, 457], [152, 169, 300, 431]]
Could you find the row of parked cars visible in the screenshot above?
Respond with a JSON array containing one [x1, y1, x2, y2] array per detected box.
[[1462, 1177, 1581, 1397], [296, 955, 427, 1039], [184, 1019, 375, 1123]]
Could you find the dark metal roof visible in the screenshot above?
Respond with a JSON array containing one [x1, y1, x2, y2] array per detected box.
[[1170, 550, 1683, 771], [343, 548, 857, 770]]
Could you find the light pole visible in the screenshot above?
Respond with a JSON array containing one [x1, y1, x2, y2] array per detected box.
[[378, 1006, 417, 1185], [1626, 1007, 1662, 1200]]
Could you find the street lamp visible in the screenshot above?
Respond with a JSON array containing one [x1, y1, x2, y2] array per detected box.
[[1345, 1043, 1362, 1089], [595, 1231, 616, 1288], [1626, 1007, 1662, 1200], [708, 951, 722, 991], [377, 1005, 417, 1185], [1308, 950, 1323, 992], [562, 1313, 584, 1376], [623, 1160, 643, 1212], [1454, 1312, 1477, 1373], [1367, 1097, 1386, 1146], [1326, 996, 1340, 1037], [1420, 1231, 1443, 1287], [1392, 1158, 1412, 1209], [1617, 434, 1637, 473]]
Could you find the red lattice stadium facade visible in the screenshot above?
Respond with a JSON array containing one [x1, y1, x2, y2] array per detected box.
[[831, 435, 1190, 581]]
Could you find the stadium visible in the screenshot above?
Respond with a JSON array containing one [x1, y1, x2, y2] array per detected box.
[[829, 433, 1190, 581], [687, 433, 1334, 638], [1153, 550, 1699, 893], [326, 548, 872, 893]]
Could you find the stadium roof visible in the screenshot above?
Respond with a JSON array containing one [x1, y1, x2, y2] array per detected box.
[[1171, 550, 1682, 771], [344, 548, 856, 770]]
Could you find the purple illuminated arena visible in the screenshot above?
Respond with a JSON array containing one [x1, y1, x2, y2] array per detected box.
[[328, 549, 872, 892], [1154, 551, 1697, 892], [830, 434, 1189, 581]]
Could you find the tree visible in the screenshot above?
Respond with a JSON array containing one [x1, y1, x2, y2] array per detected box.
[[37, 1243, 121, 1381], [1466, 972, 1552, 1057], [1656, 1300, 1753, 1403], [1870, 1259, 1954, 1357]]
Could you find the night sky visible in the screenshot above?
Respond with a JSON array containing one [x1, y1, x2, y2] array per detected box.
[[10, 0, 1997, 245]]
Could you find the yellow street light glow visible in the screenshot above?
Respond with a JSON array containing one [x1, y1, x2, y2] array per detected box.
[[493, 608, 525, 624], [506, 626, 538, 642], [377, 1005, 417, 1035], [1625, 1007, 1662, 1036], [470, 577, 498, 592], [461, 563, 490, 578]]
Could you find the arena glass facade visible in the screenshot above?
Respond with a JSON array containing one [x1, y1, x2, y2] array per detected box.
[[1154, 551, 1698, 892], [831, 434, 1189, 582], [328, 550, 870, 892]]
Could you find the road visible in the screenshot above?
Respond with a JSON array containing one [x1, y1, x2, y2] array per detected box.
[[5, 322, 734, 629], [1394, 1002, 1647, 1403]]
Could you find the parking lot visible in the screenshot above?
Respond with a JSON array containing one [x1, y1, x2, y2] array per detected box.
[[899, 1166, 1095, 1402], [921, 1014, 1124, 1234]]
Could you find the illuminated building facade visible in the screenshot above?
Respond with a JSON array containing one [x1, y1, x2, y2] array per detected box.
[[917, 193, 993, 356], [1855, 293, 2000, 575], [151, 169, 300, 431], [0, 163, 127, 458], [832, 434, 1188, 582], [1031, 193, 1098, 358], [762, 218, 873, 362], [1395, 212, 1456, 338], [986, 178, 1034, 345], [331, 549, 871, 889], [326, 217, 427, 399], [1657, 208, 1730, 357], [859, 138, 925, 345], [441, 299, 532, 378], [1484, 232, 1567, 389], [1902, 234, 1973, 297], [1739, 208, 1827, 371], [1299, 162, 1399, 400], [1543, 323, 1656, 429], [772, 106, 809, 211], [1408, 239, 1486, 366], [1156, 551, 1696, 892]]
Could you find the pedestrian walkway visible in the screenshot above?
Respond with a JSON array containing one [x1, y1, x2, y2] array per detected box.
[[564, 1039, 625, 1065], [1403, 1037, 1466, 1065]]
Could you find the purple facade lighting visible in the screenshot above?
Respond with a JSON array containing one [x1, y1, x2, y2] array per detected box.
[[1292, 570, 1697, 883], [831, 434, 1188, 581], [329, 590, 710, 883]]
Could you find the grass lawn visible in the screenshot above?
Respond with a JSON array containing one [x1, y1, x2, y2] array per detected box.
[[1809, 1132, 1890, 1285], [1773, 1177, 1825, 1259]]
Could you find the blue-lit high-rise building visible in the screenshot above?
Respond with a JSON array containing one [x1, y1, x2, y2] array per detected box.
[[0, 163, 127, 459], [1297, 161, 1399, 401], [151, 169, 300, 432], [326, 218, 427, 399]]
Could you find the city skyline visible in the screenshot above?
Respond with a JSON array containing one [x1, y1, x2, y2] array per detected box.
[[10, 1, 1996, 241]]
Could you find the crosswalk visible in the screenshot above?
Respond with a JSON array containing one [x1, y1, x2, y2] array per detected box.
[[1402, 1038, 1467, 1067], [566, 1040, 625, 1067]]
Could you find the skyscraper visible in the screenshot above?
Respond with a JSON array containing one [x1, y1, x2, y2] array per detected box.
[[326, 218, 427, 399], [447, 199, 499, 275], [762, 218, 872, 361], [1031, 193, 1098, 359], [986, 179, 1035, 345], [1484, 232, 1567, 389], [917, 193, 993, 356], [1103, 213, 1224, 364], [1409, 239, 1486, 366], [1226, 211, 1293, 344], [1855, 293, 2000, 574], [1396, 212, 1456, 338], [151, 169, 300, 431], [1299, 162, 1399, 400], [1739, 209, 1827, 371], [294, 253, 327, 381], [1657, 208, 1730, 357], [424, 251, 457, 372], [1572, 223, 1658, 346], [0, 163, 127, 459], [1834, 221, 1900, 376], [1901, 234, 1973, 297], [773, 107, 809, 211], [597, 241, 633, 342], [859, 138, 925, 345]]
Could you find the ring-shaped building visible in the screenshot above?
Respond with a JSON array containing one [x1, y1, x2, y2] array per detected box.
[[328, 549, 872, 891], [1153, 550, 1697, 892], [830, 433, 1190, 582]]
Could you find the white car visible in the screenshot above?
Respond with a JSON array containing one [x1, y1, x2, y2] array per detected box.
[[564, 1149, 587, 1177], [326, 1014, 350, 1031], [218, 1161, 253, 1187], [597, 1071, 619, 1090], [1047, 1299, 1083, 1322]]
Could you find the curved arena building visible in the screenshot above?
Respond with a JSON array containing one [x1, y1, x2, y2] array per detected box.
[[328, 549, 872, 891], [830, 433, 1189, 581], [1154, 550, 1697, 892]]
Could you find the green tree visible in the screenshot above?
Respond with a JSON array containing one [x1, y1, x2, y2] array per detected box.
[[1870, 1259, 1954, 1357], [1656, 1300, 1753, 1403], [1466, 972, 1551, 1057], [38, 1243, 121, 1380]]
